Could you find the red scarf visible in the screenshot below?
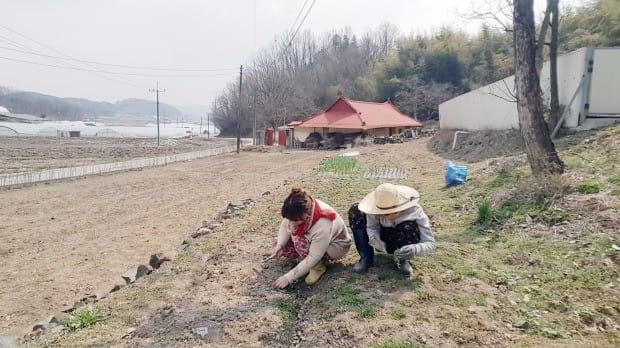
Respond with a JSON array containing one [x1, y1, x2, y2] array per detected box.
[[292, 198, 337, 236]]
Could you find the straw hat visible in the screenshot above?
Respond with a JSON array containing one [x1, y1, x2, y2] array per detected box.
[[358, 183, 420, 215]]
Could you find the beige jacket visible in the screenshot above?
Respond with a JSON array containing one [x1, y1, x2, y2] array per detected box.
[[276, 199, 352, 282]]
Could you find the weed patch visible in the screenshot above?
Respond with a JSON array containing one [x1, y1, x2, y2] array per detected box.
[[391, 308, 407, 319], [317, 156, 360, 175], [577, 182, 601, 194], [63, 308, 105, 330], [274, 298, 300, 322], [331, 285, 364, 307]]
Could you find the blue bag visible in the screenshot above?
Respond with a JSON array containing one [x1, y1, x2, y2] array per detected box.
[[445, 161, 468, 186]]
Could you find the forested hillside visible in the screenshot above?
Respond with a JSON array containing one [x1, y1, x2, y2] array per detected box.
[[211, 0, 619, 136]]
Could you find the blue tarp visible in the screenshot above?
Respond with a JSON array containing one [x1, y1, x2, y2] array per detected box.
[[445, 161, 468, 186]]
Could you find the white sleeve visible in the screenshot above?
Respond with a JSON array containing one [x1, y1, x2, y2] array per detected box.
[[276, 219, 291, 248], [411, 211, 436, 256], [366, 213, 381, 240]]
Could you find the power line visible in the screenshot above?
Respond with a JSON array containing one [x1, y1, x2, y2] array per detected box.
[[291, 0, 311, 32], [0, 24, 146, 89], [0, 45, 238, 72], [287, 0, 318, 46], [0, 55, 238, 78]]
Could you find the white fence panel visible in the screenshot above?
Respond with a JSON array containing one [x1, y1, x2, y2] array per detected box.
[[0, 145, 237, 187]]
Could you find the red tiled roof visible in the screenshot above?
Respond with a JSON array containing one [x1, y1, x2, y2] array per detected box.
[[295, 97, 422, 130]]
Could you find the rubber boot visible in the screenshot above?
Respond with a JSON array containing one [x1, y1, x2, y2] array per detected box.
[[351, 227, 374, 273], [398, 259, 413, 276], [305, 261, 326, 285]]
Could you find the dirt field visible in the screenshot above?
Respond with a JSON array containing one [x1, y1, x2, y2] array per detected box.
[[0, 136, 236, 174], [2, 129, 618, 347], [0, 136, 327, 336]]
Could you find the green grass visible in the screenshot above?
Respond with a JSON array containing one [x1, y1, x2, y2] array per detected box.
[[370, 341, 427, 348], [63, 309, 105, 330], [316, 156, 360, 175], [331, 285, 364, 307], [329, 284, 378, 318], [476, 199, 492, 223], [391, 308, 407, 319], [274, 298, 300, 322], [576, 182, 601, 194], [358, 306, 376, 318]]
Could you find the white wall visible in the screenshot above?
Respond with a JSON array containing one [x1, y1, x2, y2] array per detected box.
[[540, 47, 587, 128], [439, 75, 518, 130], [589, 48, 620, 115], [438, 47, 615, 131]]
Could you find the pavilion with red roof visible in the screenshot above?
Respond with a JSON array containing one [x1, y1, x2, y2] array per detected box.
[[290, 96, 422, 146]]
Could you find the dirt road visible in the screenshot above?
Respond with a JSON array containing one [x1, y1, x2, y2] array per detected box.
[[0, 146, 328, 336]]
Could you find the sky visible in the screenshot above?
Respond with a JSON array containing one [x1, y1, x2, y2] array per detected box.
[[0, 0, 567, 114]]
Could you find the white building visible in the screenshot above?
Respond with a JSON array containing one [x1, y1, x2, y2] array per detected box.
[[439, 47, 620, 134]]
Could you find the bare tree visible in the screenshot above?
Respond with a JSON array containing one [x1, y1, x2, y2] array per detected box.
[[513, 0, 564, 174], [465, 0, 514, 32]]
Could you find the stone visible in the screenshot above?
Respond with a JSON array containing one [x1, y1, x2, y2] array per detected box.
[[226, 203, 239, 213], [178, 241, 189, 252], [110, 283, 124, 293], [202, 220, 220, 229], [191, 227, 211, 239], [514, 321, 529, 330], [121, 265, 151, 284], [149, 253, 170, 269]]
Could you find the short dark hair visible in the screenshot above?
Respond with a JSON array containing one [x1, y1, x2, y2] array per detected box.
[[281, 188, 312, 221]]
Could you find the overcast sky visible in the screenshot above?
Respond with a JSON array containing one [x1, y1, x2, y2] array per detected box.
[[1, 0, 563, 112]]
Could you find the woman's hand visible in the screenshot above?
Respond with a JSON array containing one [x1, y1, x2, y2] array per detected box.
[[270, 243, 284, 259], [274, 275, 290, 289]]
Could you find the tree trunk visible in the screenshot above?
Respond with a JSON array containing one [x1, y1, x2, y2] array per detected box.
[[513, 0, 564, 175], [535, 1, 552, 73], [548, 0, 561, 130]]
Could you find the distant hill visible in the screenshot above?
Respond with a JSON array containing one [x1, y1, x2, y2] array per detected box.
[[0, 90, 183, 121]]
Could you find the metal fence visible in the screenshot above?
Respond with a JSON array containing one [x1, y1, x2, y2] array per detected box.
[[0, 145, 237, 187]]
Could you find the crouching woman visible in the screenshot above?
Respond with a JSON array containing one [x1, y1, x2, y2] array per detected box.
[[349, 183, 436, 276], [271, 188, 352, 289]]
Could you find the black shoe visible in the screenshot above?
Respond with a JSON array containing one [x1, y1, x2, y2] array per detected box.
[[398, 259, 413, 276], [352, 258, 373, 273]]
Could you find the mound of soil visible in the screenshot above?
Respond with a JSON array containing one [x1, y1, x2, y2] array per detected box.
[[427, 129, 525, 163]]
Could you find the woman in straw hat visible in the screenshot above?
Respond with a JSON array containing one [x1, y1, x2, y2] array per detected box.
[[270, 188, 352, 289], [348, 183, 436, 276]]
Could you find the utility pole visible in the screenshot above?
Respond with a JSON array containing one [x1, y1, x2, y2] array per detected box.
[[199, 116, 203, 135], [236, 65, 243, 154], [149, 82, 165, 145], [253, 93, 257, 145], [207, 113, 210, 139]]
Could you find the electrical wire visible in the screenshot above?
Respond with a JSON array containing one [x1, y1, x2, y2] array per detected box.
[[291, 0, 311, 32], [287, 0, 317, 46], [0, 45, 237, 72], [0, 24, 147, 88], [0, 55, 238, 78]]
